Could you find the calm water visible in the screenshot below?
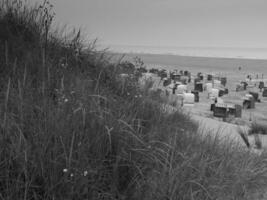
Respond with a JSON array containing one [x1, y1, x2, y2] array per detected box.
[[105, 45, 267, 60]]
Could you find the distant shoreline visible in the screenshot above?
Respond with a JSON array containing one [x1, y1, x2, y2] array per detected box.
[[105, 45, 267, 61], [111, 51, 267, 62], [110, 52, 267, 76]]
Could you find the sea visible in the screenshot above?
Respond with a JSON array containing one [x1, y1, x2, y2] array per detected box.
[[104, 45, 267, 60]]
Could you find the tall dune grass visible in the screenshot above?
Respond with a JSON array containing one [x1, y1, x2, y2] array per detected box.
[[0, 1, 267, 199]]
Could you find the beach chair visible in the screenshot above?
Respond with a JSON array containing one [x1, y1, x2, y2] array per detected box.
[[163, 78, 171, 86], [220, 77, 227, 86], [182, 93, 195, 107], [194, 82, 203, 92], [191, 90, 199, 102], [249, 91, 260, 102], [227, 104, 236, 116], [177, 84, 187, 94], [259, 81, 264, 90], [173, 74, 181, 82], [209, 88, 219, 100], [213, 103, 228, 119], [242, 94, 255, 109], [235, 104, 242, 118], [207, 74, 213, 81], [263, 88, 267, 97]]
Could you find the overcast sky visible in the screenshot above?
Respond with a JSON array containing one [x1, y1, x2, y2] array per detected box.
[[31, 0, 267, 48]]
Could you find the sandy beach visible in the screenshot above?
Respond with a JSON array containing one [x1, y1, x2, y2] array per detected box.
[[120, 53, 267, 93], [120, 53, 267, 149]]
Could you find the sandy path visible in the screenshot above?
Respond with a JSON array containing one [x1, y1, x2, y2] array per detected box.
[[190, 113, 247, 145]]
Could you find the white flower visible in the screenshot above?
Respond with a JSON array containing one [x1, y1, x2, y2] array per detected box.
[[70, 173, 74, 177], [64, 98, 69, 103], [83, 171, 88, 176], [63, 168, 68, 173]]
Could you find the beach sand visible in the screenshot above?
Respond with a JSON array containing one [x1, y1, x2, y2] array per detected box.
[[119, 53, 267, 149]]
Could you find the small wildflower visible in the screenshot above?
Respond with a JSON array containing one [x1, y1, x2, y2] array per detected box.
[[64, 98, 69, 103], [63, 168, 68, 173], [70, 173, 74, 177], [83, 171, 88, 176]]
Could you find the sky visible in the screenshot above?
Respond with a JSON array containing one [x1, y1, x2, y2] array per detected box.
[[29, 0, 267, 48]]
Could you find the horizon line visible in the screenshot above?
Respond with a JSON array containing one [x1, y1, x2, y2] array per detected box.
[[101, 44, 267, 49]]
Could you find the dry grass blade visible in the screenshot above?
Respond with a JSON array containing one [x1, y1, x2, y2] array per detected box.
[[68, 131, 75, 169], [186, 180, 213, 199], [238, 129, 250, 148], [3, 77, 11, 128]]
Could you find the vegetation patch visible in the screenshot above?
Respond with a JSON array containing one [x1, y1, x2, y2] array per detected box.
[[249, 122, 267, 135], [0, 1, 267, 199]]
